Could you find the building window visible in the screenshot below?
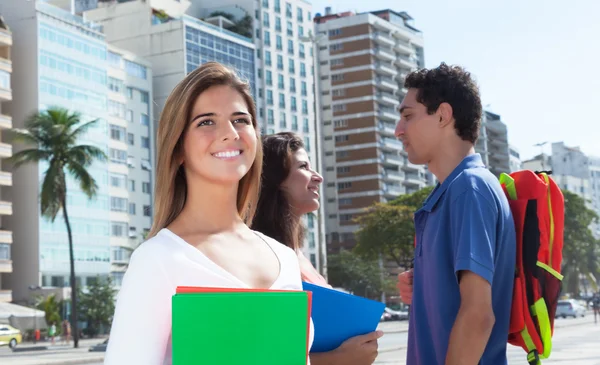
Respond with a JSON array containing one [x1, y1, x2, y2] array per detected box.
[[301, 81, 307, 96], [110, 124, 126, 142], [330, 44, 343, 51], [332, 74, 344, 82], [143, 205, 152, 217], [268, 109, 274, 125], [266, 70, 272, 86], [108, 77, 124, 93], [334, 119, 348, 127], [288, 40, 294, 55], [127, 133, 135, 146], [290, 77, 296, 92], [275, 17, 282, 31], [124, 60, 147, 79], [337, 166, 350, 173], [300, 63, 306, 77], [142, 182, 151, 194], [287, 21, 293, 36], [279, 93, 285, 108], [110, 148, 127, 164], [291, 96, 297, 111], [278, 74, 285, 89], [292, 115, 299, 130], [111, 222, 128, 237], [129, 203, 136, 215], [304, 136, 310, 152], [110, 173, 126, 188], [263, 30, 271, 46], [329, 29, 342, 36], [333, 104, 347, 112], [331, 59, 343, 66], [288, 59, 295, 74], [302, 100, 308, 114], [336, 151, 349, 158], [111, 197, 128, 212], [274, 0, 281, 12], [108, 100, 126, 118], [140, 114, 150, 126], [265, 51, 272, 66], [263, 12, 270, 27], [286, 2, 292, 18], [276, 35, 283, 50], [303, 117, 309, 132], [279, 111, 287, 128], [267, 90, 274, 105], [126, 109, 133, 123], [277, 55, 284, 70], [141, 136, 150, 148], [128, 179, 135, 192]]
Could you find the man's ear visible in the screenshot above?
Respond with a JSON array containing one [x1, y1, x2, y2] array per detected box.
[[437, 102, 454, 128]]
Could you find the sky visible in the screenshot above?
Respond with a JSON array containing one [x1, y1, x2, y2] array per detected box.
[[308, 0, 600, 161]]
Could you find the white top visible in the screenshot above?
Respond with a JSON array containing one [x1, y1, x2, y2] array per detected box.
[[104, 228, 314, 365]]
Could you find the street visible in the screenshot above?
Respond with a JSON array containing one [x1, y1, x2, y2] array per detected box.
[[376, 314, 600, 364], [1, 315, 599, 364]]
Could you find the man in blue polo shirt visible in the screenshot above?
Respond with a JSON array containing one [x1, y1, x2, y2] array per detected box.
[[396, 63, 516, 365]]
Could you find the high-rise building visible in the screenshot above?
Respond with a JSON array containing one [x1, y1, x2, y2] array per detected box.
[[187, 0, 324, 272], [85, 0, 256, 157], [475, 110, 511, 177], [509, 145, 522, 172], [106, 45, 154, 288], [0, 14, 13, 303], [86, 0, 326, 273], [1, 1, 113, 303], [313, 8, 426, 252]]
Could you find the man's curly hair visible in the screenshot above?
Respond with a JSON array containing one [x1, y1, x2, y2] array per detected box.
[[404, 63, 482, 143]]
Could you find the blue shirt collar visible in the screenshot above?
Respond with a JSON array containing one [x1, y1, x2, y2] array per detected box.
[[420, 153, 486, 212]]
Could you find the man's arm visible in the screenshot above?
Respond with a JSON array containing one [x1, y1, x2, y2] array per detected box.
[[445, 270, 495, 365], [447, 188, 499, 365]]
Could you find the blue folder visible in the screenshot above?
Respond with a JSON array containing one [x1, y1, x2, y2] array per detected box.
[[302, 282, 385, 353]]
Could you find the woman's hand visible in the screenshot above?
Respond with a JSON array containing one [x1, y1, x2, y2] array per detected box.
[[310, 331, 384, 365]]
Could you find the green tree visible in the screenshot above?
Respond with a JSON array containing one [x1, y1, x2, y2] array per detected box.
[[9, 107, 107, 348], [354, 187, 434, 268], [208, 12, 253, 38], [36, 294, 62, 328], [562, 190, 600, 295], [78, 276, 116, 337], [327, 250, 393, 300]]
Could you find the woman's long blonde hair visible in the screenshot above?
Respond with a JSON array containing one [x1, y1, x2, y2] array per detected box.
[[148, 62, 262, 238]]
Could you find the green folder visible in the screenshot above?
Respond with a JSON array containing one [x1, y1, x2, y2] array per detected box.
[[172, 287, 311, 365]]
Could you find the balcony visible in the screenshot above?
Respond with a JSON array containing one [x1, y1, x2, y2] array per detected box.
[[0, 86, 10, 102], [0, 57, 11, 73], [377, 92, 399, 107], [378, 108, 399, 122], [0, 29, 12, 47], [381, 152, 402, 166], [378, 122, 396, 137], [395, 56, 418, 70], [403, 176, 425, 188], [374, 62, 397, 77], [0, 230, 12, 243], [0, 171, 11, 186], [373, 32, 395, 47], [374, 47, 395, 63], [0, 142, 11, 158], [0, 259, 11, 273], [394, 41, 414, 56], [0, 114, 11, 129], [382, 169, 403, 182], [0, 289, 12, 302], [402, 160, 421, 172], [380, 137, 403, 151], [375, 77, 398, 92], [382, 184, 403, 197], [395, 71, 409, 83], [0, 201, 12, 215]]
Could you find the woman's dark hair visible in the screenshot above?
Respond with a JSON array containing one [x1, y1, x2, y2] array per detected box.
[[404, 62, 482, 143], [251, 132, 306, 250]]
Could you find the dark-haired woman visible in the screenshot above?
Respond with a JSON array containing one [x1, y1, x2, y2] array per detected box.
[[252, 132, 382, 365]]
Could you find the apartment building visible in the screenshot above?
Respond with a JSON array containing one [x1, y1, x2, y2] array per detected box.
[[1, 1, 113, 303], [475, 110, 511, 177], [0, 15, 12, 303], [186, 0, 325, 271], [509, 145, 522, 172], [314, 8, 426, 252], [106, 45, 154, 287], [85, 0, 256, 156]]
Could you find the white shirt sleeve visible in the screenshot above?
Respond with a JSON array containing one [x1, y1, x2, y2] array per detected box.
[[104, 243, 174, 365]]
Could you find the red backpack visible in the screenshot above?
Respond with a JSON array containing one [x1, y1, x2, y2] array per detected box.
[[499, 170, 565, 365]]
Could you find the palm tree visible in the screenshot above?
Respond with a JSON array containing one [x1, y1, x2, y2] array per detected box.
[[9, 107, 107, 348]]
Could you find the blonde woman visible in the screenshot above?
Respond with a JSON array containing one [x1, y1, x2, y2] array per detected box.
[[105, 63, 312, 364]]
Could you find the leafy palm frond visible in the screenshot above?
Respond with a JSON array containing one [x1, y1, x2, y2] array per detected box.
[[40, 159, 64, 221], [66, 160, 98, 198], [8, 148, 52, 169], [69, 145, 107, 167], [6, 128, 42, 146], [67, 119, 101, 141]]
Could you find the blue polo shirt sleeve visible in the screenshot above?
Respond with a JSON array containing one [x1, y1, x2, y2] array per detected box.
[[450, 188, 497, 285]]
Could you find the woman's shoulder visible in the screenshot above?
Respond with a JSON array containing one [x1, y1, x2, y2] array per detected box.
[[252, 230, 298, 264], [130, 229, 183, 261]]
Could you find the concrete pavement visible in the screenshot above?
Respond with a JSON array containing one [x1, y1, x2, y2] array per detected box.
[[375, 314, 600, 364]]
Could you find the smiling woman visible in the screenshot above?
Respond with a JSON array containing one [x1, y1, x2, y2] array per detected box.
[[104, 63, 313, 364]]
